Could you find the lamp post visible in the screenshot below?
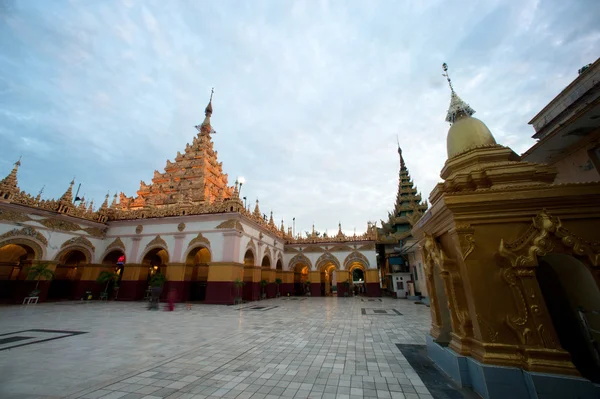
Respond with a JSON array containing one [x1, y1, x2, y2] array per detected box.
[[243, 196, 247, 208], [238, 176, 245, 195], [293, 217, 296, 238]]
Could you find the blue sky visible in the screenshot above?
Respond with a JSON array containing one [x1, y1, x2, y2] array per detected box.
[[1, 0, 599, 235]]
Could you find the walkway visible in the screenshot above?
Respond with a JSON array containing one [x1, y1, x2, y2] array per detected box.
[[0, 297, 433, 399]]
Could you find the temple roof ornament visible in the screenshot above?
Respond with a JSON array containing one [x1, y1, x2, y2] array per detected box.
[[442, 63, 475, 124], [0, 158, 21, 201], [100, 193, 109, 210], [59, 179, 75, 203], [110, 193, 118, 209]]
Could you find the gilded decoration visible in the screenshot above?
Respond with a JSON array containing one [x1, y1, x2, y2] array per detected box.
[[188, 233, 210, 249], [357, 242, 376, 251], [301, 245, 325, 253], [38, 218, 82, 232], [145, 235, 168, 251], [289, 253, 312, 271], [61, 236, 95, 251], [343, 251, 370, 270], [216, 219, 244, 232], [84, 227, 107, 238], [55, 245, 92, 264], [0, 208, 31, 222], [453, 224, 475, 260], [106, 237, 126, 252], [177, 222, 186, 232], [135, 225, 143, 234], [0, 226, 48, 246], [316, 252, 341, 271], [497, 210, 599, 348]]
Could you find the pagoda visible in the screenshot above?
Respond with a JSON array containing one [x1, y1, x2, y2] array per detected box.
[[118, 89, 234, 210], [377, 144, 428, 293]]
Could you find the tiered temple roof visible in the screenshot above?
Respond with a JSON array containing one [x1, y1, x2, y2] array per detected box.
[[378, 145, 428, 244]]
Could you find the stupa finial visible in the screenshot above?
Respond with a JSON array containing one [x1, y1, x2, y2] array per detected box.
[[442, 63, 475, 124]]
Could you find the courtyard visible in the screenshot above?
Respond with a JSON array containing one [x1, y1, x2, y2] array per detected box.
[[0, 297, 436, 399]]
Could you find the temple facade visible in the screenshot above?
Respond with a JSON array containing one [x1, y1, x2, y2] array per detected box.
[[376, 145, 428, 299], [412, 61, 600, 398], [0, 94, 379, 304]]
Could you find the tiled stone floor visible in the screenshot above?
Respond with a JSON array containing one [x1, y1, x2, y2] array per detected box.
[[0, 297, 432, 399]]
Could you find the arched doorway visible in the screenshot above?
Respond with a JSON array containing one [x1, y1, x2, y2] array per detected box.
[[48, 249, 87, 300], [142, 247, 168, 278], [260, 255, 271, 298], [537, 254, 600, 382], [320, 263, 337, 296], [0, 242, 37, 301], [293, 263, 309, 296], [348, 263, 366, 297], [102, 249, 125, 298], [186, 246, 211, 301], [243, 249, 258, 301], [275, 258, 283, 296]]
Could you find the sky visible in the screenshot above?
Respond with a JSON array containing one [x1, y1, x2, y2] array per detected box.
[[1, 0, 599, 236]]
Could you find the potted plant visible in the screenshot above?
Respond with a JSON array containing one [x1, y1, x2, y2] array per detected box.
[[260, 279, 268, 300], [148, 272, 167, 310], [27, 263, 55, 297], [234, 278, 244, 305], [97, 270, 119, 300], [275, 278, 282, 298], [305, 280, 311, 296]]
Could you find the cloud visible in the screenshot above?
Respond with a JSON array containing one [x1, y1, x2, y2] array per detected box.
[[1, 0, 599, 235]]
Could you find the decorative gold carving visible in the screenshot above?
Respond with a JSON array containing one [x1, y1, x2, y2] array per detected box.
[[188, 233, 210, 248], [38, 218, 82, 232], [316, 252, 341, 271], [453, 224, 475, 261], [289, 253, 312, 271], [216, 219, 244, 232], [0, 209, 31, 222], [357, 242, 376, 251], [84, 227, 107, 238], [106, 237, 126, 252], [302, 245, 325, 253], [0, 226, 47, 245], [145, 235, 167, 250], [177, 222, 186, 232], [61, 236, 95, 251], [343, 251, 370, 270], [135, 225, 143, 234], [476, 315, 499, 343]]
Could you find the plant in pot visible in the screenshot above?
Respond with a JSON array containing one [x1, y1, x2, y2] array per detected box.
[[148, 272, 167, 310], [97, 270, 119, 300], [260, 279, 268, 300], [275, 278, 282, 298], [27, 263, 55, 297], [234, 278, 244, 305], [305, 280, 311, 296]]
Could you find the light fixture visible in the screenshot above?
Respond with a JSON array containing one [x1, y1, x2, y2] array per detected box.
[[238, 176, 245, 196]]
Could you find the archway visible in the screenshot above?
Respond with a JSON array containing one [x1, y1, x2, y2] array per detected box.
[[293, 263, 309, 296], [48, 249, 87, 300], [537, 254, 600, 382], [0, 242, 37, 301], [260, 254, 272, 298], [320, 262, 337, 296], [243, 249, 258, 301], [348, 262, 366, 297], [186, 246, 211, 301]]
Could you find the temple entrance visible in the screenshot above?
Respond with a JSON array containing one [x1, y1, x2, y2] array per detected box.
[[102, 249, 125, 286], [261, 255, 271, 299], [0, 242, 36, 301], [351, 268, 365, 296], [243, 249, 256, 301], [537, 254, 600, 382], [293, 263, 309, 296], [143, 248, 168, 280], [320, 263, 337, 296], [186, 246, 211, 301], [48, 249, 86, 300]]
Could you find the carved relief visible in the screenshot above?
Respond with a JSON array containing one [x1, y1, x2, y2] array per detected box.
[[0, 226, 48, 245], [343, 251, 370, 270], [177, 222, 186, 232], [106, 237, 126, 252], [453, 224, 475, 260], [216, 219, 244, 232], [329, 244, 354, 252], [0, 209, 32, 222], [316, 252, 341, 271], [135, 225, 143, 234], [61, 236, 95, 251], [289, 253, 312, 271], [302, 246, 325, 253], [84, 227, 107, 238], [245, 238, 257, 256], [357, 242, 376, 251], [188, 233, 210, 248], [38, 218, 82, 232], [145, 235, 168, 251]]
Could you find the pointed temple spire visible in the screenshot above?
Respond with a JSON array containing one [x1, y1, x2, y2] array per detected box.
[[100, 192, 110, 210], [253, 199, 261, 218], [442, 63, 475, 124], [196, 88, 214, 136], [60, 179, 75, 203], [268, 211, 275, 227], [78, 197, 87, 210], [280, 219, 285, 234], [110, 193, 118, 209], [36, 185, 45, 202], [0, 158, 22, 200], [87, 200, 94, 213], [397, 138, 406, 171]]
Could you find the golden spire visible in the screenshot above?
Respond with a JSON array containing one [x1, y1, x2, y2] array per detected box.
[[36, 185, 45, 202], [280, 219, 285, 234], [0, 158, 22, 198], [78, 197, 87, 210], [269, 211, 275, 227], [60, 179, 75, 203], [87, 200, 94, 212], [196, 88, 214, 135], [100, 192, 109, 209], [397, 137, 406, 171], [110, 193, 118, 209], [253, 198, 261, 218]]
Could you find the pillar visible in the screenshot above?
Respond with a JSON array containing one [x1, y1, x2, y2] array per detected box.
[[366, 269, 381, 297], [243, 265, 261, 301], [335, 270, 349, 297], [309, 270, 321, 296], [119, 263, 149, 300], [205, 262, 244, 305], [165, 262, 187, 302], [74, 264, 113, 299], [281, 271, 294, 296], [261, 268, 276, 298]]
